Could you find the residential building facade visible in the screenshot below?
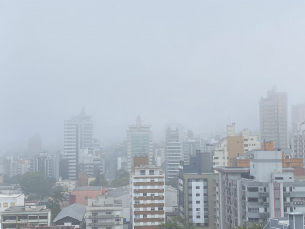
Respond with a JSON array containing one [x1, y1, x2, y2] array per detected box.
[[64, 109, 94, 180], [259, 87, 288, 149], [178, 151, 216, 229], [216, 150, 305, 229], [86, 195, 123, 229], [182, 130, 200, 165], [165, 127, 181, 180], [213, 124, 260, 169], [131, 158, 165, 229]]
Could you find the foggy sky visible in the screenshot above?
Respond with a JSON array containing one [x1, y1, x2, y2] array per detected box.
[[1, 1, 305, 152]]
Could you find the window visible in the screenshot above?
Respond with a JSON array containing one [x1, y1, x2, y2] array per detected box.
[[151, 194, 155, 197], [196, 186, 200, 189], [143, 215, 147, 218], [196, 208, 200, 211], [158, 207, 163, 210], [106, 212, 112, 215], [196, 201, 200, 204], [143, 193, 147, 196], [151, 179, 155, 182], [115, 219, 120, 222], [3, 203, 8, 207], [93, 219, 98, 223], [196, 193, 200, 196], [92, 227, 98, 229], [140, 170, 145, 175], [10, 202, 15, 207], [151, 207, 155, 211], [196, 216, 200, 218], [149, 170, 154, 175], [92, 212, 98, 216], [106, 227, 112, 229]]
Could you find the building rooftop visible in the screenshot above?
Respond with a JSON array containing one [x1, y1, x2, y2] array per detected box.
[[3, 205, 49, 213], [73, 186, 102, 191], [53, 203, 86, 223], [0, 194, 23, 198]]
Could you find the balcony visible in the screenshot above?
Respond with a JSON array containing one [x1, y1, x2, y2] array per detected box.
[[259, 212, 270, 218]]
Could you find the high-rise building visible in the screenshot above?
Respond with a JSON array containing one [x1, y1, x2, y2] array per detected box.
[[130, 157, 165, 229], [292, 121, 305, 166], [127, 116, 153, 171], [213, 124, 260, 169], [178, 151, 216, 229], [28, 152, 59, 180], [259, 87, 288, 149], [216, 150, 305, 229], [28, 134, 42, 158], [165, 127, 181, 181], [292, 103, 305, 133], [64, 109, 94, 180], [182, 130, 200, 165], [154, 148, 165, 167]]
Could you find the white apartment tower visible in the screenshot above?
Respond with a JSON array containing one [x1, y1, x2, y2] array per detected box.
[[127, 116, 153, 171], [131, 157, 165, 229], [165, 127, 181, 181], [64, 109, 94, 180], [259, 87, 288, 149]]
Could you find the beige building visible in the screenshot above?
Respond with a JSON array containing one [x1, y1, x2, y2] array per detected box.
[[213, 124, 260, 169], [131, 157, 165, 229]]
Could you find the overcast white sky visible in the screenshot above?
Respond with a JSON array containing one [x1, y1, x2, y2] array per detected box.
[[1, 1, 305, 152]]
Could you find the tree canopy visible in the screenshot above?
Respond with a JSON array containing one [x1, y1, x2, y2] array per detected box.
[[19, 172, 54, 198], [159, 216, 195, 229], [89, 172, 108, 186], [115, 169, 129, 179], [110, 177, 129, 187]]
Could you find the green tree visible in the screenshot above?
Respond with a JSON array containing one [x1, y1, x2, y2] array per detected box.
[[20, 172, 51, 198], [115, 169, 129, 179], [49, 186, 65, 221], [110, 177, 129, 187], [89, 172, 108, 186], [159, 216, 195, 229], [231, 222, 263, 229]]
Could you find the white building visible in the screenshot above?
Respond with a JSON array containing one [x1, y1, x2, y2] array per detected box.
[[131, 159, 165, 229], [55, 178, 76, 192], [0, 194, 24, 213], [182, 130, 200, 165], [165, 127, 181, 181], [213, 124, 260, 169], [293, 121, 305, 166], [154, 149, 165, 167], [127, 116, 153, 171], [64, 109, 94, 180], [86, 195, 123, 229]]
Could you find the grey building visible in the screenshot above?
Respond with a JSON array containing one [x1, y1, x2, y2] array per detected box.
[[182, 130, 200, 165], [53, 203, 86, 227], [292, 103, 305, 133], [165, 127, 181, 181], [29, 152, 59, 180], [263, 212, 304, 229], [178, 151, 216, 229], [1, 205, 51, 229], [86, 195, 123, 229], [216, 150, 305, 229], [126, 116, 153, 171], [64, 109, 94, 180], [259, 87, 288, 149]]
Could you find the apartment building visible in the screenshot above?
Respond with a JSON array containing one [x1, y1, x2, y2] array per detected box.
[[165, 127, 181, 180], [292, 103, 305, 133], [178, 152, 216, 229], [64, 109, 95, 180], [293, 121, 305, 166], [213, 124, 260, 169], [29, 152, 59, 180], [259, 87, 288, 149], [263, 212, 304, 229], [182, 130, 200, 165], [131, 157, 165, 229], [1, 206, 51, 229], [216, 150, 305, 229], [127, 116, 153, 171], [86, 195, 123, 229]]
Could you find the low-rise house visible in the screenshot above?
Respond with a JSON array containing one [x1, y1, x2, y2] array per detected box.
[[86, 195, 123, 229], [1, 205, 51, 229], [0, 194, 24, 213], [53, 203, 86, 228]]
